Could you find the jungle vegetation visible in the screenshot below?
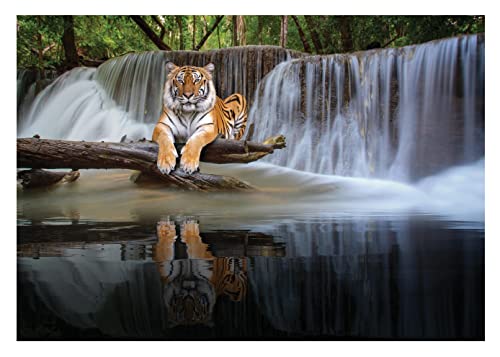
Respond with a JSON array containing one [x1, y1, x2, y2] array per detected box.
[[17, 15, 484, 75]]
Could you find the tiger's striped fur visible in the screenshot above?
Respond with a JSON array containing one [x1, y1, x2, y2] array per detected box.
[[152, 62, 248, 174]]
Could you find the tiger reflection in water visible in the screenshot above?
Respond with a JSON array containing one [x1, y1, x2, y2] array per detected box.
[[153, 219, 247, 327]]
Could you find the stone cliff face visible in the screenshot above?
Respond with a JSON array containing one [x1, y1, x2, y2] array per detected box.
[[247, 34, 484, 180]]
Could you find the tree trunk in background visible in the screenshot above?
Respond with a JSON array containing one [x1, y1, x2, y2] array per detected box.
[[151, 16, 166, 41], [338, 16, 354, 53], [280, 16, 288, 48], [217, 23, 221, 49], [202, 16, 209, 34], [195, 16, 225, 51], [258, 16, 263, 45], [192, 16, 196, 50], [62, 15, 79, 70], [232, 16, 238, 46], [130, 16, 172, 51], [176, 16, 184, 50], [237, 16, 246, 46], [291, 16, 311, 53], [304, 16, 323, 54], [36, 16, 46, 79]]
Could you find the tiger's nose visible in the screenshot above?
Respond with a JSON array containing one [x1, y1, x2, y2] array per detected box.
[[184, 92, 194, 99]]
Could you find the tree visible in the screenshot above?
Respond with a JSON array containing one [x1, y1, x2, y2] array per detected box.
[[280, 16, 288, 48], [232, 16, 238, 46], [176, 16, 184, 50], [130, 16, 172, 51], [17, 15, 485, 72], [192, 15, 196, 50], [304, 16, 323, 54], [195, 16, 225, 51], [237, 16, 246, 46], [61, 15, 79, 69], [291, 15, 311, 53], [338, 16, 353, 53]]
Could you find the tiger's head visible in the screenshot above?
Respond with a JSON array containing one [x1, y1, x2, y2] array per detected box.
[[162, 260, 216, 328], [163, 62, 216, 113]]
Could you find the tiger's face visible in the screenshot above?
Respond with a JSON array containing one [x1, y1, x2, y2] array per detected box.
[[164, 62, 216, 113], [162, 260, 216, 327]]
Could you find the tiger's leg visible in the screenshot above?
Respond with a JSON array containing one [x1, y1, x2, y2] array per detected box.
[[181, 220, 214, 260], [152, 111, 178, 174], [154, 220, 177, 262], [223, 94, 247, 140], [153, 219, 178, 282], [180, 120, 218, 174]]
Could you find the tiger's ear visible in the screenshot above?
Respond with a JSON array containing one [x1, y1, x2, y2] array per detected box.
[[166, 62, 178, 73], [204, 63, 215, 74]]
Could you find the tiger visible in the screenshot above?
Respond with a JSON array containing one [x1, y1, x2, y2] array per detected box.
[[153, 219, 247, 327], [153, 62, 248, 174]]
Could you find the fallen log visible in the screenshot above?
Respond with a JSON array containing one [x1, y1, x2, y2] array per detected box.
[[17, 136, 286, 192], [17, 169, 80, 189]]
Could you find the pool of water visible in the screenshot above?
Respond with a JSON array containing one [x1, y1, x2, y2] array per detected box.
[[17, 163, 485, 340]]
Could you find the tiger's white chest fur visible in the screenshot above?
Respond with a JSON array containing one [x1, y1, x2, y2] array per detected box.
[[163, 108, 214, 143]]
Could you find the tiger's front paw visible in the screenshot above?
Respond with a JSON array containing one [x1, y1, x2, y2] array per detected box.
[[157, 220, 177, 243], [181, 219, 200, 239], [180, 145, 200, 174], [157, 143, 178, 175]]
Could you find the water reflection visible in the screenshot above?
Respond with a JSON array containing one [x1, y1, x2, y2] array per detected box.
[[17, 216, 484, 340], [154, 220, 248, 327]]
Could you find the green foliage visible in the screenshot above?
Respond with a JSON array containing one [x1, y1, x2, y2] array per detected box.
[[17, 15, 485, 72]]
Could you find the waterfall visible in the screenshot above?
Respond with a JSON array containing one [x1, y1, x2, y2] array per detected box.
[[17, 46, 301, 141], [248, 34, 484, 181], [17, 37, 484, 182]]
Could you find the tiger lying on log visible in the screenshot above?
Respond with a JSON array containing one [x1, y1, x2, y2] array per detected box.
[[153, 62, 248, 174]]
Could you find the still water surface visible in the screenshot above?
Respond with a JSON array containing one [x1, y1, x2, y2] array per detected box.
[[17, 164, 484, 340]]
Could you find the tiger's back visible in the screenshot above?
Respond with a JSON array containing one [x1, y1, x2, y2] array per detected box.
[[212, 93, 247, 140]]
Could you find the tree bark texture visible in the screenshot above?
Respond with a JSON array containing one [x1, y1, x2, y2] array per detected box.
[[62, 16, 80, 70], [291, 16, 311, 53], [232, 16, 238, 46], [280, 16, 288, 48], [304, 16, 323, 54]]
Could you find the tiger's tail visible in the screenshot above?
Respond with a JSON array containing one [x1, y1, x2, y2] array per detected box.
[[233, 95, 247, 140], [222, 94, 247, 140]]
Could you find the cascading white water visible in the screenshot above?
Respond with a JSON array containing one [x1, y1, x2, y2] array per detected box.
[[17, 46, 300, 141], [18, 67, 154, 141], [248, 34, 484, 181]]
